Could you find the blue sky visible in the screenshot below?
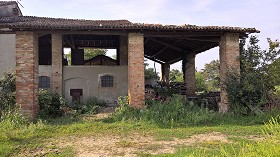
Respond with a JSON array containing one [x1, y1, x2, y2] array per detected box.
[[19, 0, 280, 70]]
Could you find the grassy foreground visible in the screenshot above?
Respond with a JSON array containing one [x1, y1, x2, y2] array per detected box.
[[1, 110, 279, 157]]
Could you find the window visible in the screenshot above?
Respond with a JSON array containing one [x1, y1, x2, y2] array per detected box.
[[39, 76, 50, 89], [101, 75, 113, 87], [70, 89, 83, 103]]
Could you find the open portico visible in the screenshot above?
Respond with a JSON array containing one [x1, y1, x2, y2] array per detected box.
[[0, 16, 259, 119]]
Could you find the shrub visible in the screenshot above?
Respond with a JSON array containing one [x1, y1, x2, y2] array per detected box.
[[38, 89, 66, 117], [67, 96, 107, 114], [0, 109, 29, 130], [0, 72, 16, 114]]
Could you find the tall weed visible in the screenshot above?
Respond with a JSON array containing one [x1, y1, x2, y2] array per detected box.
[[113, 95, 220, 128]]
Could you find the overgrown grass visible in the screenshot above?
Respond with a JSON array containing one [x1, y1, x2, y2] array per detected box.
[[0, 96, 279, 156], [112, 95, 278, 128]]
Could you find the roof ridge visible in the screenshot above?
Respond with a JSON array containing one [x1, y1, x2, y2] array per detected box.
[[20, 15, 132, 23]]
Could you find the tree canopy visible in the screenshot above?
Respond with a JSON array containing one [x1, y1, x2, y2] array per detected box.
[[84, 48, 107, 60]]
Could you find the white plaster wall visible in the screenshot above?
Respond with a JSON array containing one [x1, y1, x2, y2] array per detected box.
[[63, 66, 128, 104], [0, 34, 16, 78], [39, 65, 51, 77]]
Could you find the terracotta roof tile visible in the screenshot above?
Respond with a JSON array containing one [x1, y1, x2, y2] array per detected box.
[[0, 16, 260, 33]]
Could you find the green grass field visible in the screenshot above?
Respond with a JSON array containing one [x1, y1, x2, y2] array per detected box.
[[1, 111, 279, 157]]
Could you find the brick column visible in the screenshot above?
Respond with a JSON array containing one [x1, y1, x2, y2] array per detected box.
[[51, 34, 63, 94], [161, 63, 170, 83], [16, 31, 39, 120], [184, 52, 196, 97], [119, 35, 128, 65], [219, 33, 240, 112], [128, 33, 144, 108]]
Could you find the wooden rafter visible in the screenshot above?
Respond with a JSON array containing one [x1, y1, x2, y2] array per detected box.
[[150, 38, 183, 52], [151, 46, 168, 58]]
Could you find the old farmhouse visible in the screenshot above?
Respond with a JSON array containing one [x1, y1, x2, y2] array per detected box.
[[0, 1, 259, 119]]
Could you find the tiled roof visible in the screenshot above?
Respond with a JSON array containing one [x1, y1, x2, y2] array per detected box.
[[0, 16, 260, 33], [0, 1, 17, 6]]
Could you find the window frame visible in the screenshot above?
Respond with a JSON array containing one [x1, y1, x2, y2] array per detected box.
[[100, 75, 114, 88], [38, 76, 50, 89]]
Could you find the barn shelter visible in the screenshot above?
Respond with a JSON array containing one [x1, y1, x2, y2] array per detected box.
[[0, 1, 259, 119]]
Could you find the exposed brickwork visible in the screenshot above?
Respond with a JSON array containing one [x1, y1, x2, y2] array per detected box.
[[128, 33, 144, 108], [184, 52, 196, 97], [16, 31, 39, 120], [161, 63, 170, 83], [219, 33, 240, 113], [51, 34, 63, 94], [119, 35, 128, 65]]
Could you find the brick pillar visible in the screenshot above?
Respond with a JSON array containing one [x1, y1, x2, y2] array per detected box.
[[128, 33, 144, 108], [184, 52, 196, 97], [16, 31, 39, 120], [219, 33, 240, 112], [51, 34, 63, 94], [119, 35, 128, 65], [161, 63, 170, 83]]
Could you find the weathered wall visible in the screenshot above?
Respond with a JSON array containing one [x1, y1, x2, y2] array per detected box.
[[0, 34, 16, 78], [63, 66, 128, 104], [39, 65, 51, 77]]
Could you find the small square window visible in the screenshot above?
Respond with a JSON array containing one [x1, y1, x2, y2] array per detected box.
[[101, 75, 113, 87], [39, 76, 50, 89]]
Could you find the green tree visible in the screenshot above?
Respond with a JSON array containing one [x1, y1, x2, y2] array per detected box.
[[144, 60, 159, 79], [64, 48, 108, 65], [84, 48, 107, 60], [195, 71, 207, 92], [202, 60, 220, 91], [225, 36, 280, 114], [169, 69, 183, 82]]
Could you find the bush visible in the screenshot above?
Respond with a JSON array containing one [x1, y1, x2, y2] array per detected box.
[[67, 96, 107, 114], [0, 72, 16, 113], [38, 89, 66, 117], [0, 109, 29, 129]]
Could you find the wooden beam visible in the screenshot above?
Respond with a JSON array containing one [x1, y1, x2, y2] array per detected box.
[[144, 55, 164, 64], [179, 37, 220, 42], [144, 38, 150, 45], [167, 57, 182, 64], [150, 38, 183, 52], [193, 43, 219, 54], [151, 46, 167, 58]]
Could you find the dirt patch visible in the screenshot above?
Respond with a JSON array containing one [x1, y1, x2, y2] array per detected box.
[[51, 132, 229, 157]]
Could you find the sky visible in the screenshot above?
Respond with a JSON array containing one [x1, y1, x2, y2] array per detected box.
[[19, 0, 280, 71]]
